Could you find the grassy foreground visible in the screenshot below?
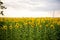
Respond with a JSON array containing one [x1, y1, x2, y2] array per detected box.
[[0, 17, 60, 40]]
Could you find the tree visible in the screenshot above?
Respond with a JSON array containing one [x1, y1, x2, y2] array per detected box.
[[0, 0, 7, 15]]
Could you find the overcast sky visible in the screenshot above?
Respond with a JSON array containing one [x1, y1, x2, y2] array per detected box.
[[1, 0, 60, 17]]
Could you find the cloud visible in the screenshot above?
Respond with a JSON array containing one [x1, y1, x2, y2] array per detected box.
[[31, 0, 60, 3], [3, 0, 60, 11], [30, 0, 60, 11], [1, 0, 60, 17], [3, 0, 32, 10]]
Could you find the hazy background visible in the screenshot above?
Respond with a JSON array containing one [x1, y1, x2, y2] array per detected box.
[[0, 0, 60, 17]]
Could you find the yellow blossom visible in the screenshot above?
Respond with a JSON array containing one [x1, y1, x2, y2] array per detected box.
[[15, 23, 20, 28], [45, 24, 48, 27], [39, 25, 42, 30], [57, 21, 60, 25], [3, 25, 7, 30], [9, 25, 12, 29], [31, 25, 34, 28], [50, 25, 55, 29]]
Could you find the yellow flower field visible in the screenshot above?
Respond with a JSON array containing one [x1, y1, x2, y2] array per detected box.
[[0, 17, 60, 40]]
